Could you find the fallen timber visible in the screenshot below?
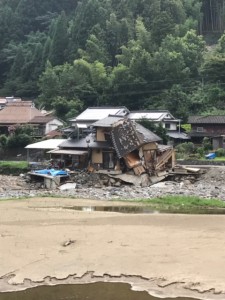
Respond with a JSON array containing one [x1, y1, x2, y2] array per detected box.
[[26, 164, 203, 190]]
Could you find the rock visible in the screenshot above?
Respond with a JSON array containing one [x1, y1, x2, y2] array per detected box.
[[59, 183, 77, 191]]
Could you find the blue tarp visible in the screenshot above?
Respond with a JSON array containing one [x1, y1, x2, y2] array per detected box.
[[205, 153, 216, 159], [34, 169, 68, 176]]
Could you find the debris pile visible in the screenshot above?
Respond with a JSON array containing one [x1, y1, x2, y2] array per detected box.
[[0, 166, 225, 201], [71, 172, 123, 188], [48, 117, 175, 186]]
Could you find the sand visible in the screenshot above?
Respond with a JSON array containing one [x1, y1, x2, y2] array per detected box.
[[1, 197, 225, 299]]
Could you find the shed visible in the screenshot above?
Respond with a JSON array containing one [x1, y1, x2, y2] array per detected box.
[[25, 139, 66, 162]]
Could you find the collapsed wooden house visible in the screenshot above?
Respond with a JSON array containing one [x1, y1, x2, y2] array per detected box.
[[50, 116, 175, 186]]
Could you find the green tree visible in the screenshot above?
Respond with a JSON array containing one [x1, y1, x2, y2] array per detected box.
[[0, 134, 8, 150], [52, 96, 83, 120], [49, 11, 69, 66], [161, 85, 190, 122], [137, 119, 168, 144], [78, 34, 109, 64]]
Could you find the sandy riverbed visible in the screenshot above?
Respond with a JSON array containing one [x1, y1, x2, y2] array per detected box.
[[1, 197, 225, 299]]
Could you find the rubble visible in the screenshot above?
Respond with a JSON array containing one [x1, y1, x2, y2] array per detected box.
[[1, 166, 225, 201]]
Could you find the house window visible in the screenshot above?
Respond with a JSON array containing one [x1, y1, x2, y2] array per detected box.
[[165, 123, 171, 129], [197, 127, 204, 132]]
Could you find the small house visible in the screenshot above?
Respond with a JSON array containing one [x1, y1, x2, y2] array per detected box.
[[66, 106, 130, 138], [0, 100, 63, 138], [55, 116, 175, 183], [129, 110, 189, 144], [188, 115, 225, 146]]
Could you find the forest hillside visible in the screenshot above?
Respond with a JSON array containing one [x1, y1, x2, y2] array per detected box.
[[0, 0, 225, 121]]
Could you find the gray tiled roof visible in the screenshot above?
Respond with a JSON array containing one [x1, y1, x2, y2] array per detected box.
[[59, 134, 113, 149], [30, 116, 55, 123], [167, 131, 189, 139], [135, 123, 162, 143], [92, 116, 161, 143], [91, 115, 125, 127], [188, 115, 225, 124]]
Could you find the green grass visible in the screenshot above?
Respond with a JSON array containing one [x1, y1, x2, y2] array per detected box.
[[199, 157, 225, 161], [212, 157, 225, 161], [32, 194, 225, 214], [0, 161, 28, 168], [0, 160, 29, 175], [1, 194, 225, 214], [125, 195, 225, 213], [197, 156, 225, 161]]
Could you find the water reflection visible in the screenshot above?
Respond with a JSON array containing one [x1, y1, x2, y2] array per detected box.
[[65, 205, 159, 214], [0, 282, 200, 300], [64, 205, 225, 215]]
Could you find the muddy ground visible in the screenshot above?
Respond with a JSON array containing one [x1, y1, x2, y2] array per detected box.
[[1, 197, 225, 300], [1, 167, 225, 299]]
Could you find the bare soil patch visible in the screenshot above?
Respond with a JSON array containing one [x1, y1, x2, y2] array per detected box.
[[0, 197, 225, 299]]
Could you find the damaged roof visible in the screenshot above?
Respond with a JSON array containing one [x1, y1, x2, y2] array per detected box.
[[92, 115, 162, 142], [60, 117, 161, 159], [111, 119, 161, 158], [91, 115, 126, 127]]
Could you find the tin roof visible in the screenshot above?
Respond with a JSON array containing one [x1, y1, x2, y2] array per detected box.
[[69, 107, 129, 122], [129, 110, 175, 121], [25, 139, 66, 149], [48, 149, 88, 155]]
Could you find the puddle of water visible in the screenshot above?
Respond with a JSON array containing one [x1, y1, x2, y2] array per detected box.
[[64, 205, 225, 215], [0, 282, 200, 300], [65, 205, 159, 214]]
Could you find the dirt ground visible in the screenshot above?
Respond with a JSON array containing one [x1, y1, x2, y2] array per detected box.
[[1, 197, 225, 300]]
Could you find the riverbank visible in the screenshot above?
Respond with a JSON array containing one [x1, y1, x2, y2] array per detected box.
[[1, 197, 225, 300]]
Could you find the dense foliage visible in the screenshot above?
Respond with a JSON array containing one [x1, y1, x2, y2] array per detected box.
[[0, 0, 225, 121], [0, 125, 35, 150]]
